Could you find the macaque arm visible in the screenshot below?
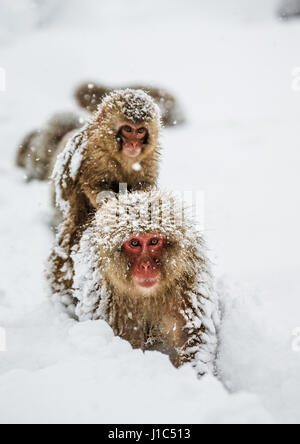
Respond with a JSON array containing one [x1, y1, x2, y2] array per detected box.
[[80, 182, 100, 209], [160, 313, 211, 371], [160, 314, 190, 367]]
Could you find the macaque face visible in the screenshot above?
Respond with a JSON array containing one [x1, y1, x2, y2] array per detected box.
[[117, 122, 149, 158], [122, 234, 166, 289]]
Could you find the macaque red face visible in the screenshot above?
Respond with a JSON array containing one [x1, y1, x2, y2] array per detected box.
[[122, 234, 166, 289], [118, 122, 148, 158]]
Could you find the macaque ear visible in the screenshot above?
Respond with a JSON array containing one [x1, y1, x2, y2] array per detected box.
[[97, 109, 106, 124]]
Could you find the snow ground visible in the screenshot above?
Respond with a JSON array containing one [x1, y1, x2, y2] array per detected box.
[[0, 0, 300, 424]]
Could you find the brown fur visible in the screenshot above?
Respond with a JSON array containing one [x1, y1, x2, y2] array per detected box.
[[48, 191, 218, 373], [16, 130, 38, 169], [75, 82, 185, 127], [15, 112, 83, 181]]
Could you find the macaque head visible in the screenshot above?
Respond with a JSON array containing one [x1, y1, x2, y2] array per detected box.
[[95, 191, 203, 301], [94, 89, 161, 163], [117, 123, 149, 158], [101, 225, 193, 300], [122, 234, 166, 288]]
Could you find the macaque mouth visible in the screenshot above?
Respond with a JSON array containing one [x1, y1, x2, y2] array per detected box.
[[123, 146, 142, 158], [134, 275, 160, 289], [117, 123, 149, 158]]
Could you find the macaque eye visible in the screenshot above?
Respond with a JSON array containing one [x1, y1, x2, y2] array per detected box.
[[123, 126, 132, 133], [137, 128, 146, 134], [130, 239, 141, 247], [150, 238, 159, 246]]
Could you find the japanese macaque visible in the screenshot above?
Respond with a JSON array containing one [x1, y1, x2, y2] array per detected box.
[[16, 112, 83, 181], [48, 191, 219, 375], [53, 88, 161, 232], [75, 82, 185, 127]]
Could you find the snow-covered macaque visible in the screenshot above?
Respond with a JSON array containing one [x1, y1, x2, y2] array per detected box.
[[52, 88, 161, 246], [54, 89, 161, 210], [16, 112, 83, 181], [75, 82, 185, 127], [48, 191, 219, 376]]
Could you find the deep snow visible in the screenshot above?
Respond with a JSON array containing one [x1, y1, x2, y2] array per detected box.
[[0, 0, 300, 424]]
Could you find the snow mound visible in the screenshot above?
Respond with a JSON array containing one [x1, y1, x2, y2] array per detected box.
[[0, 303, 273, 424]]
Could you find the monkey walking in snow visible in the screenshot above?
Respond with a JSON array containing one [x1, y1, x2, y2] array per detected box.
[[48, 190, 219, 376]]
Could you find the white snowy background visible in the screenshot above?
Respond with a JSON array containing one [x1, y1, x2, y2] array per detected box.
[[0, 0, 300, 424]]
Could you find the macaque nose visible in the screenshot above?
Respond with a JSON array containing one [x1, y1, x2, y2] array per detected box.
[[140, 261, 152, 271]]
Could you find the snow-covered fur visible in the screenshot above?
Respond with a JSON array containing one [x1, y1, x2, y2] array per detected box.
[[75, 81, 185, 127], [16, 112, 83, 181], [48, 190, 219, 376]]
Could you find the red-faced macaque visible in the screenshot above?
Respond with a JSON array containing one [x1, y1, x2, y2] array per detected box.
[[75, 82, 185, 127], [48, 191, 219, 376], [50, 89, 162, 292], [16, 112, 83, 181]]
